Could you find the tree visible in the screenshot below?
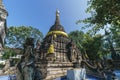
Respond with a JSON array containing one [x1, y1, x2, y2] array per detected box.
[[68, 30, 84, 51], [2, 48, 16, 59], [110, 25, 120, 47], [5, 26, 43, 48], [82, 34, 103, 60], [77, 0, 120, 33], [76, 0, 120, 58], [69, 30, 104, 60]]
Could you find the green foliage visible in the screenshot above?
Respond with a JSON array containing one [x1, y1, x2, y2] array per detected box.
[[5, 26, 43, 48], [110, 25, 120, 47], [2, 47, 21, 65], [69, 30, 84, 50], [77, 0, 120, 33], [2, 49, 16, 59], [76, 0, 120, 56], [82, 34, 103, 60], [69, 30, 104, 60]]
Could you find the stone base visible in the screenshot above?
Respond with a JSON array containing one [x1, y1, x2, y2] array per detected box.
[[0, 60, 17, 76], [0, 67, 16, 76], [67, 68, 86, 80], [35, 61, 74, 80]]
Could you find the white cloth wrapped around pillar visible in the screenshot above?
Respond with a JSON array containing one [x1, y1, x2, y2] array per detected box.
[[67, 68, 86, 80]]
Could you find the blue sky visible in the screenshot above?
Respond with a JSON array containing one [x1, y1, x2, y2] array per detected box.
[[3, 0, 89, 36]]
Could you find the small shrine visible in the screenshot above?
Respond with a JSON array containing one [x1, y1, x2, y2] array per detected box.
[[35, 10, 82, 80]]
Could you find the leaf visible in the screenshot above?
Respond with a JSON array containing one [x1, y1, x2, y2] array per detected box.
[[5, 26, 43, 48]]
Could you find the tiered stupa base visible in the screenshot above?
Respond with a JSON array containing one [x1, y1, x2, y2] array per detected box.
[[35, 61, 74, 80]]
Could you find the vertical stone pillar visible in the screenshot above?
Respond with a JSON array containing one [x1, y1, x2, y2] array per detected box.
[[0, 0, 2, 6], [0, 0, 8, 63], [60, 40, 62, 62]]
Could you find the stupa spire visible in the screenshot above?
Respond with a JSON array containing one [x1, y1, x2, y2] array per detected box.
[[55, 9, 60, 25]]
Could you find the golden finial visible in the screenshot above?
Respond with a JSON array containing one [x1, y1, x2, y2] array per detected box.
[[56, 9, 60, 17]]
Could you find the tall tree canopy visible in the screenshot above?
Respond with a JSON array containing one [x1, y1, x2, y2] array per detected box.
[[76, 0, 120, 56], [69, 30, 84, 50], [69, 30, 104, 60], [5, 26, 43, 48], [110, 25, 120, 47], [77, 0, 120, 33], [83, 34, 103, 60]]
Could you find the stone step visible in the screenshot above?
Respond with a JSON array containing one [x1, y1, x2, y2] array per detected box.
[[37, 67, 73, 70], [35, 63, 73, 68], [47, 70, 66, 75], [44, 73, 66, 80]]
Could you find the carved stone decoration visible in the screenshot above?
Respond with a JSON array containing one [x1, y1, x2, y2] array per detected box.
[[0, 0, 7, 47], [35, 40, 41, 61], [67, 40, 78, 62], [0, 0, 2, 6], [0, 0, 8, 64], [0, 20, 6, 47], [17, 38, 42, 80]]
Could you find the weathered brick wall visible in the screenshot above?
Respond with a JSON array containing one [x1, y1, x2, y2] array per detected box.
[[35, 62, 74, 80]]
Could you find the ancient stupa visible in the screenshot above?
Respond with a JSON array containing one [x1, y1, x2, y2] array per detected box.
[[35, 10, 82, 80]]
